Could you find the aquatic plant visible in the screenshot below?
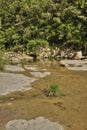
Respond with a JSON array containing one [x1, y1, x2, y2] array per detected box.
[[45, 83, 62, 97]]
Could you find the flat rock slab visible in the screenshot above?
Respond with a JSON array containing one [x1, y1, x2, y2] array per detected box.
[[5, 65, 25, 72], [30, 72, 51, 78], [68, 64, 87, 71], [24, 65, 38, 71], [0, 73, 36, 95], [5, 117, 64, 130], [60, 60, 87, 71], [60, 60, 87, 66]]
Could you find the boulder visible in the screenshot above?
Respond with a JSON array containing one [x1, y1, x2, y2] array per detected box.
[[60, 60, 69, 67], [75, 51, 83, 60]]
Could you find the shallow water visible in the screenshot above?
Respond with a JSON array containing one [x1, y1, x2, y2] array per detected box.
[[0, 63, 51, 95], [0, 61, 87, 130]]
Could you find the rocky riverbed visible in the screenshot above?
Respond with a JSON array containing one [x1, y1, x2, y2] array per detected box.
[[0, 64, 51, 95], [0, 61, 87, 130]]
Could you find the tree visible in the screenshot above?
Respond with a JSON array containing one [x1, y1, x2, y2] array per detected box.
[[0, 0, 87, 51]]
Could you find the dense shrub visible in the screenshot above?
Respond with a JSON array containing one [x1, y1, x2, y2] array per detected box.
[[27, 39, 49, 55], [0, 0, 87, 50]]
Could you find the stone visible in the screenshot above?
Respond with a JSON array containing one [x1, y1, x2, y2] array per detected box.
[[4, 52, 33, 64], [68, 64, 87, 71], [30, 72, 51, 78], [24, 65, 38, 71], [5, 117, 64, 130], [20, 54, 33, 61], [60, 60, 86, 67], [5, 65, 25, 72], [0, 73, 36, 95], [60, 60, 69, 67], [60, 60, 87, 71], [60, 50, 65, 58], [75, 51, 83, 60], [11, 57, 21, 63], [6, 119, 29, 130]]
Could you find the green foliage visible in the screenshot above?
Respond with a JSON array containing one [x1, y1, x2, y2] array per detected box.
[[0, 0, 87, 50], [0, 45, 10, 70], [10, 45, 24, 52], [27, 39, 49, 55], [45, 83, 62, 97], [0, 49, 5, 70]]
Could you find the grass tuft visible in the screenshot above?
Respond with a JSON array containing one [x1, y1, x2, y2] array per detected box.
[[45, 83, 63, 97]]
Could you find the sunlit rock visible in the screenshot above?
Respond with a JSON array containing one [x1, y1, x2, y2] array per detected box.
[[60, 60, 87, 71], [75, 51, 84, 60], [30, 72, 51, 78], [5, 65, 25, 72], [0, 73, 36, 95], [24, 65, 38, 71], [5, 117, 64, 130]]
